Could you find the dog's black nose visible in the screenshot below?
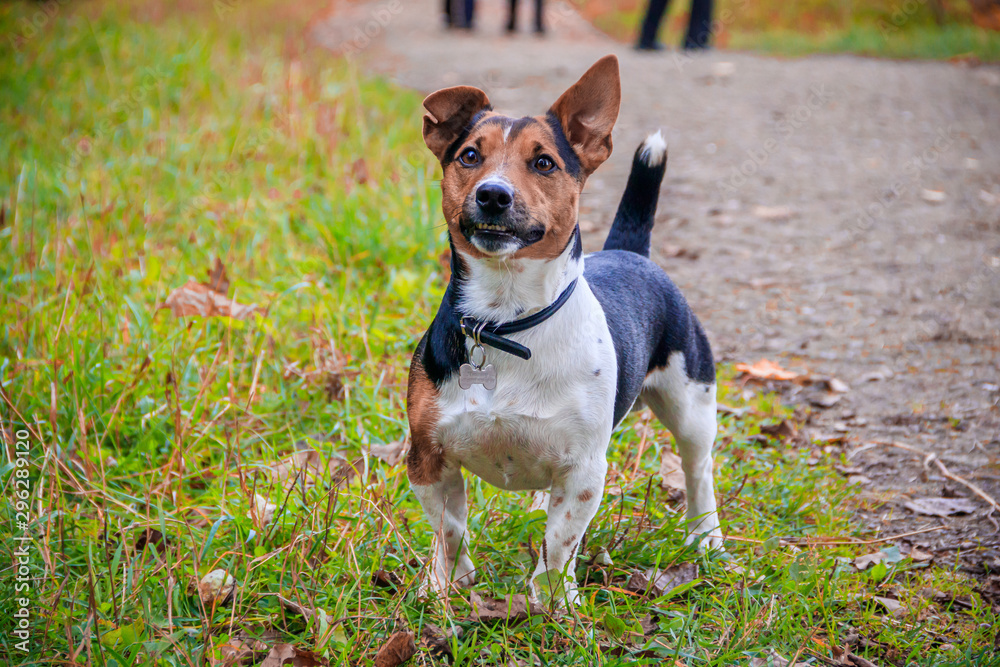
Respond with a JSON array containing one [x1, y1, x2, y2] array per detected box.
[[475, 182, 514, 215]]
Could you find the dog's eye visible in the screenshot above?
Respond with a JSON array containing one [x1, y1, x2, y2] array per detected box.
[[534, 155, 555, 172], [458, 148, 480, 166]]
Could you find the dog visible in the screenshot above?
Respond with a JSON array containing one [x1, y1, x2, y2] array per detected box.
[[406, 54, 721, 605]]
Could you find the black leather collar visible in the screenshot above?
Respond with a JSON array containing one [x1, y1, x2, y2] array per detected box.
[[460, 278, 579, 361]]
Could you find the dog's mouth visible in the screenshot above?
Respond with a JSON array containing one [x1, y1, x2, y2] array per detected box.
[[461, 215, 545, 254]]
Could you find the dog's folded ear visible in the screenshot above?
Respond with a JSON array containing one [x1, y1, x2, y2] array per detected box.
[[422, 86, 492, 163], [550, 55, 621, 177]]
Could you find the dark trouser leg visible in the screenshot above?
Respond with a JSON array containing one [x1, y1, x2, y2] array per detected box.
[[683, 0, 714, 49], [507, 0, 517, 31], [444, 0, 452, 27], [638, 0, 670, 48], [463, 0, 475, 28], [535, 0, 544, 32]]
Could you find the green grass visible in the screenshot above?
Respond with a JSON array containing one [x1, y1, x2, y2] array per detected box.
[[570, 0, 1000, 61], [1, 1, 997, 665]]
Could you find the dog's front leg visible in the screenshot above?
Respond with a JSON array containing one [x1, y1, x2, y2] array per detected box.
[[412, 464, 476, 595], [532, 457, 607, 607]]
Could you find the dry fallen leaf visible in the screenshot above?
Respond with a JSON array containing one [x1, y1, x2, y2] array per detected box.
[[469, 591, 544, 625], [420, 623, 462, 661], [872, 595, 906, 617], [159, 258, 257, 320], [626, 562, 698, 598], [371, 569, 402, 593], [373, 631, 416, 667], [276, 594, 334, 625], [134, 528, 167, 556], [760, 420, 798, 441], [750, 649, 809, 666], [367, 440, 407, 466], [259, 643, 328, 667], [717, 403, 750, 417], [272, 447, 356, 490], [250, 493, 277, 525], [904, 497, 978, 517], [736, 359, 800, 382], [658, 449, 686, 499], [909, 547, 934, 562]]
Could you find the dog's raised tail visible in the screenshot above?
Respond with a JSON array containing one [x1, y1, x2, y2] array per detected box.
[[601, 131, 667, 258]]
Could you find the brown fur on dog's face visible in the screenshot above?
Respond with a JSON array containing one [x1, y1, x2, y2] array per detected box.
[[422, 56, 621, 260]]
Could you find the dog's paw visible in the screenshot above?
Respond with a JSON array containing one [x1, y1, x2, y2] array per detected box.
[[531, 570, 580, 610], [684, 526, 724, 552], [421, 555, 477, 599]]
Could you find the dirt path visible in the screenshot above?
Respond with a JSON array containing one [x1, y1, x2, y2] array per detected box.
[[311, 1, 1000, 556]]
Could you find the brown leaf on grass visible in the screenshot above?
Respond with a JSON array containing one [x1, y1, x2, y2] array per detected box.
[[872, 595, 906, 617], [626, 563, 698, 598], [205, 257, 230, 294], [373, 631, 416, 667], [259, 643, 328, 667], [909, 547, 934, 562], [736, 359, 799, 382], [469, 591, 544, 625], [220, 635, 269, 667], [854, 550, 895, 571], [134, 528, 167, 556], [367, 440, 407, 466], [159, 259, 256, 320], [749, 649, 808, 666], [372, 569, 402, 593], [420, 623, 461, 660], [272, 447, 357, 490], [658, 449, 686, 500], [904, 497, 978, 517], [717, 403, 750, 417], [276, 594, 334, 625], [350, 158, 370, 185], [808, 392, 842, 409], [760, 420, 798, 441]]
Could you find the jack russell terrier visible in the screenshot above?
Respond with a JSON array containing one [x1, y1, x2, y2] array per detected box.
[[406, 54, 721, 605]]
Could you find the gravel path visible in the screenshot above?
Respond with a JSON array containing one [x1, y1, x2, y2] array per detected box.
[[312, 0, 1000, 555]]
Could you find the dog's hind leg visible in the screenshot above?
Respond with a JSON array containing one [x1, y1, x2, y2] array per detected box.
[[641, 353, 722, 549], [412, 465, 477, 595]]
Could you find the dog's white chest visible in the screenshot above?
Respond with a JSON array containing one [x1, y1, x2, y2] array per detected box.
[[435, 283, 617, 491]]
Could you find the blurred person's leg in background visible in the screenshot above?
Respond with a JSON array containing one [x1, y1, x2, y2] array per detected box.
[[445, 0, 476, 29], [683, 0, 713, 49], [507, 0, 546, 33], [637, 0, 713, 50]]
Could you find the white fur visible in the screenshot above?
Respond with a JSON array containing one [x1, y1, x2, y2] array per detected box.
[[413, 241, 720, 605], [641, 355, 721, 547], [638, 130, 667, 167]]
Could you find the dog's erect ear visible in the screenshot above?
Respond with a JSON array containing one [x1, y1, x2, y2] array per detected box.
[[422, 86, 492, 162], [549, 55, 621, 176]]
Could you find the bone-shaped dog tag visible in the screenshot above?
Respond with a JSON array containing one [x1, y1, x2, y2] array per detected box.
[[459, 363, 496, 390]]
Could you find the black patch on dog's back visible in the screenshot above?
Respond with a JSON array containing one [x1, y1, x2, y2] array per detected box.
[[585, 250, 715, 426]]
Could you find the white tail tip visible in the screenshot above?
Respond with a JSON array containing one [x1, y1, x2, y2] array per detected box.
[[638, 130, 667, 167]]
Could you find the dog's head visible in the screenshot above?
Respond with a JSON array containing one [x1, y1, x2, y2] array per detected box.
[[422, 55, 621, 260]]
